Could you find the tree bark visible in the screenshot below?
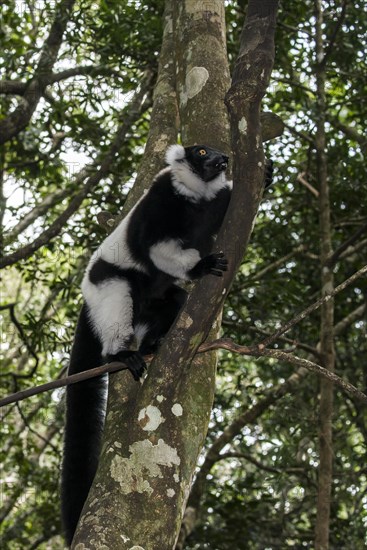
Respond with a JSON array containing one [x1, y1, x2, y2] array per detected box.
[[122, 0, 179, 214], [314, 1, 335, 548], [72, 1, 279, 548]]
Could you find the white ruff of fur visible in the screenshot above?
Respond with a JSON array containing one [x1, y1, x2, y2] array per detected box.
[[165, 144, 185, 165], [171, 163, 229, 202]]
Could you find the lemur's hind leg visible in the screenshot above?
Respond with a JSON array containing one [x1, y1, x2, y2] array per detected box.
[[83, 277, 145, 380], [138, 285, 188, 356]]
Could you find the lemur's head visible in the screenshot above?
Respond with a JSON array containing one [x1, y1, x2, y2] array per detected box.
[[165, 144, 230, 201], [166, 144, 228, 181]]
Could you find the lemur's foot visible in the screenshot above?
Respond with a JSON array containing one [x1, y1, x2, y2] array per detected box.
[[106, 351, 146, 381]]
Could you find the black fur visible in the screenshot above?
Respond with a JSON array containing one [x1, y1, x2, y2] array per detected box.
[[61, 144, 275, 545], [61, 144, 231, 545]]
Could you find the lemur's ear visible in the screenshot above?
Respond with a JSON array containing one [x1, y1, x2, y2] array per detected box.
[[166, 144, 185, 166]]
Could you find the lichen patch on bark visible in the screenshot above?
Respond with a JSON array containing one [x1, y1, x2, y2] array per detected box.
[[176, 311, 193, 329], [171, 403, 183, 417], [110, 439, 180, 496], [238, 117, 248, 134], [180, 67, 209, 106], [138, 405, 165, 431]]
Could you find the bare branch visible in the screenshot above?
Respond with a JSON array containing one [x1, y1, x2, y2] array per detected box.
[[0, 0, 76, 145], [2, 329, 367, 409], [4, 188, 71, 244], [297, 171, 319, 197], [327, 222, 367, 267], [0, 77, 152, 269], [199, 339, 367, 405], [258, 264, 367, 348], [0, 360, 131, 408]]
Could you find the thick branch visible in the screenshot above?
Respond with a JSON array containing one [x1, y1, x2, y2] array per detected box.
[[0, 66, 121, 97], [314, 1, 335, 546], [0, 0, 76, 145], [4, 188, 71, 245]]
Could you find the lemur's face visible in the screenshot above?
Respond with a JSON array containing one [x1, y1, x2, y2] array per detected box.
[[184, 145, 229, 182]]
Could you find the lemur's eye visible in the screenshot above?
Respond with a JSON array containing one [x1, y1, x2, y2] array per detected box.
[[199, 149, 207, 156]]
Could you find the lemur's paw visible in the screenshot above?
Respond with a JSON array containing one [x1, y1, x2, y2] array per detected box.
[[106, 351, 146, 381], [204, 253, 228, 277]]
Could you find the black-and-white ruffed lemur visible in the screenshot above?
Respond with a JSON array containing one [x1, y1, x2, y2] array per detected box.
[[61, 143, 273, 545]]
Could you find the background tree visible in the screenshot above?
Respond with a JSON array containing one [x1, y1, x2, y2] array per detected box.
[[0, 1, 366, 549]]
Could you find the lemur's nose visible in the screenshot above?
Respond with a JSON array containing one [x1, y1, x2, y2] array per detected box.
[[220, 155, 229, 169]]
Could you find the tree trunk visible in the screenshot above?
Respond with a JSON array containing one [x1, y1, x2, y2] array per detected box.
[[314, 1, 335, 548], [72, 1, 279, 548]]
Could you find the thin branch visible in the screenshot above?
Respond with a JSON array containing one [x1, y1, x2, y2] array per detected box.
[[4, 187, 71, 244], [334, 303, 366, 334], [327, 222, 367, 267], [0, 360, 132, 408], [0, 303, 39, 379], [15, 401, 59, 454], [258, 264, 367, 348], [200, 340, 367, 405], [283, 122, 315, 145], [1, 334, 366, 409], [339, 238, 367, 261], [247, 325, 320, 358], [297, 171, 319, 197], [239, 244, 306, 287], [0, 65, 128, 96]]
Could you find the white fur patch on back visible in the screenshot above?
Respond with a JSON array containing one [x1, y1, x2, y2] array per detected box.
[[89, 204, 146, 273], [82, 277, 134, 356], [165, 144, 185, 166], [149, 238, 200, 280]]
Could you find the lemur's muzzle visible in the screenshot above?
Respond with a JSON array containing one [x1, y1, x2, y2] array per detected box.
[[215, 155, 229, 171]]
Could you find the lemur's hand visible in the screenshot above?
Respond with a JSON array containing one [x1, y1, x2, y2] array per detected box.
[[189, 253, 228, 278]]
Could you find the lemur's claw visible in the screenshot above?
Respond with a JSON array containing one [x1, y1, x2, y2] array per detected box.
[[106, 351, 146, 381]]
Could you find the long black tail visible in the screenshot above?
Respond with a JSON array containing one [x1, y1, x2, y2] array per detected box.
[[61, 304, 107, 546]]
